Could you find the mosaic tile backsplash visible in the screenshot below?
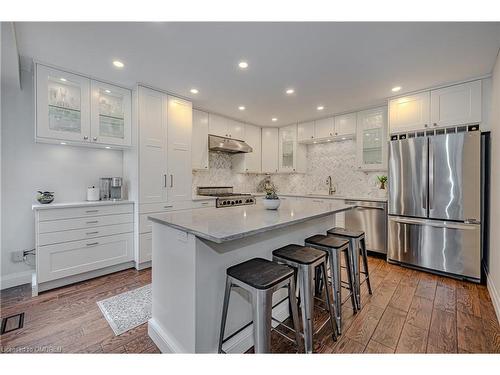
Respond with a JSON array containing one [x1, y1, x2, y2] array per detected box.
[[192, 140, 387, 198]]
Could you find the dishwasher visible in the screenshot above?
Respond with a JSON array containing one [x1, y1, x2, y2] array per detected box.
[[344, 200, 387, 255]]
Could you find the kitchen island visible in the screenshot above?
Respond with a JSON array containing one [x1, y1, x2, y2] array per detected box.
[[147, 199, 353, 353]]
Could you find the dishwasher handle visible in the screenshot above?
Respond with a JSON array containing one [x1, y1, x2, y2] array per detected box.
[[345, 200, 386, 210]]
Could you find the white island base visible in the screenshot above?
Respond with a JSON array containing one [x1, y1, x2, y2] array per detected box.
[[148, 212, 340, 353]]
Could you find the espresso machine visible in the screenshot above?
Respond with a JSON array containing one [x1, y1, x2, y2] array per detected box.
[[100, 177, 124, 201]]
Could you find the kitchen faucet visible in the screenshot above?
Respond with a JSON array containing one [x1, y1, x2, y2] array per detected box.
[[326, 176, 336, 195]]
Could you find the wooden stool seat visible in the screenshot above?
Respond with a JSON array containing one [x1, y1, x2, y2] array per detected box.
[[327, 227, 364, 239], [227, 258, 294, 290], [272, 244, 326, 265], [304, 234, 349, 249]]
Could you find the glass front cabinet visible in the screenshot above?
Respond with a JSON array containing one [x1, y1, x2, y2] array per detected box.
[[278, 124, 297, 172], [36, 64, 131, 148], [356, 106, 388, 171]]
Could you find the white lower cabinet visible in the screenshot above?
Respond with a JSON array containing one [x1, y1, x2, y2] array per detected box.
[[34, 202, 135, 293], [139, 233, 153, 264]]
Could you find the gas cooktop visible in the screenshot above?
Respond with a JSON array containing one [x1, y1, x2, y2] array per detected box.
[[197, 187, 256, 208]]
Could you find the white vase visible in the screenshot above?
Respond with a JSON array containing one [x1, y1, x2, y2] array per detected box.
[[263, 198, 281, 210]]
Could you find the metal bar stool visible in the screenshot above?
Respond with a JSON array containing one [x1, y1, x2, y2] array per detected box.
[[327, 227, 372, 309], [305, 235, 358, 335], [218, 257, 302, 354], [272, 244, 337, 353]]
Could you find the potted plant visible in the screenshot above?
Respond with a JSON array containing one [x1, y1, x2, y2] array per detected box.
[[262, 186, 281, 210], [377, 176, 388, 190]]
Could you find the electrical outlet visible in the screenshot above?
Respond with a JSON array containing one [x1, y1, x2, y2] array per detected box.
[[11, 251, 24, 262]]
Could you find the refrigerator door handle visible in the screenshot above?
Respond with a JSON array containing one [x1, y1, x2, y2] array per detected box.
[[429, 140, 434, 210], [390, 216, 478, 230], [422, 140, 428, 210]]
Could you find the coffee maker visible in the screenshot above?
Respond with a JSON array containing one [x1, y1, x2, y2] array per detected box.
[[100, 177, 123, 201]]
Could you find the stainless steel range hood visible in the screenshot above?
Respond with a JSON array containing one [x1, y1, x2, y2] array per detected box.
[[208, 135, 252, 153]]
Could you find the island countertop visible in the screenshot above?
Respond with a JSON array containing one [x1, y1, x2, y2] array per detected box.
[[148, 200, 354, 243]]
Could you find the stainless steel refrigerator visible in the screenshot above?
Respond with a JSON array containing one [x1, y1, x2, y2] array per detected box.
[[387, 129, 481, 282]]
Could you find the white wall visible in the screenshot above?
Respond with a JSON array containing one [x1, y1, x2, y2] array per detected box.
[[1, 70, 123, 288], [487, 51, 500, 320]]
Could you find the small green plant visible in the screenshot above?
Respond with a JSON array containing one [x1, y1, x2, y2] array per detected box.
[[377, 175, 388, 189], [264, 185, 279, 199]]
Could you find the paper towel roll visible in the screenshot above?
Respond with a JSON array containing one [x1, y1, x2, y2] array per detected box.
[[87, 186, 100, 201]]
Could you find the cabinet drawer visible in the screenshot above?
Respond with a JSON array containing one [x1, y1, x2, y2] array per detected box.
[[139, 232, 152, 264], [139, 201, 192, 214], [39, 213, 133, 233], [38, 204, 133, 221], [37, 233, 134, 283], [39, 223, 133, 246]]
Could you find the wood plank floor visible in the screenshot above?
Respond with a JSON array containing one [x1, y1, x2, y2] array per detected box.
[[1, 257, 499, 354]]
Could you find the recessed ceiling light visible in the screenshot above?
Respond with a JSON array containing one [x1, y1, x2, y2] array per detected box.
[[238, 106, 245, 111], [313, 141, 318, 144], [271, 118, 278, 122], [60, 142, 66, 145], [238, 61, 248, 69], [190, 88, 199, 94], [60, 78, 67, 82], [112, 60, 125, 68], [317, 106, 324, 111], [392, 86, 401, 92], [285, 88, 295, 95], [105, 89, 111, 93], [105, 146, 111, 149]]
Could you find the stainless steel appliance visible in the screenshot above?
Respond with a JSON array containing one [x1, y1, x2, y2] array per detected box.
[[208, 135, 252, 153], [388, 126, 481, 282], [197, 186, 256, 208], [99, 177, 124, 201], [344, 200, 387, 254]]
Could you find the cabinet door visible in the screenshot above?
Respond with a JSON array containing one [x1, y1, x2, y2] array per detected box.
[[90, 80, 131, 146], [228, 119, 245, 140], [261, 128, 279, 173], [430, 80, 481, 128], [192, 109, 209, 170], [139, 87, 168, 204], [279, 124, 297, 172], [334, 112, 356, 137], [389, 91, 430, 133], [208, 113, 228, 137], [244, 124, 261, 173], [357, 107, 388, 171], [167, 96, 193, 203], [298, 121, 315, 142], [315, 117, 335, 139], [36, 64, 91, 142]]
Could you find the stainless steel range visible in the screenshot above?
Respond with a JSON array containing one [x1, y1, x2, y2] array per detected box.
[[197, 186, 256, 208]]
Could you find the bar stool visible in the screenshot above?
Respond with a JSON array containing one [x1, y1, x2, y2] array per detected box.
[[218, 258, 302, 354], [327, 227, 372, 309], [305, 235, 358, 335], [272, 244, 337, 353]]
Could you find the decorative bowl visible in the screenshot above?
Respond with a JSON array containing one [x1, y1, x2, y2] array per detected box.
[[36, 191, 55, 204], [263, 198, 280, 210]]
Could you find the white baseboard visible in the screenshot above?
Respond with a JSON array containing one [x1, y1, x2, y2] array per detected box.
[[486, 272, 500, 324], [0, 269, 33, 290], [147, 299, 290, 353]]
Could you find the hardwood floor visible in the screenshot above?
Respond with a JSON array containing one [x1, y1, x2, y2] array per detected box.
[[1, 257, 499, 354]]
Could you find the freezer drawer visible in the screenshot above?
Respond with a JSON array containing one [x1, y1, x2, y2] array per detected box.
[[388, 216, 480, 280], [345, 200, 387, 254]]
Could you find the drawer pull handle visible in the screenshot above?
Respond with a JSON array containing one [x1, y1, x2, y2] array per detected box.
[[86, 242, 99, 246], [164, 205, 173, 209], [86, 220, 99, 224], [86, 210, 99, 213], [86, 231, 99, 235]]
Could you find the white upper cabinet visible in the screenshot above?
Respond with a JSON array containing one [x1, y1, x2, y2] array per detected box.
[[297, 121, 315, 142], [192, 109, 209, 171], [36, 64, 131, 147], [90, 80, 131, 146], [261, 128, 279, 173], [138, 87, 168, 204], [356, 106, 388, 171], [36, 64, 91, 143], [208, 114, 245, 140], [233, 124, 261, 173], [430, 80, 481, 128], [334, 112, 356, 137], [315, 117, 335, 139], [167, 97, 193, 203], [389, 91, 430, 133]]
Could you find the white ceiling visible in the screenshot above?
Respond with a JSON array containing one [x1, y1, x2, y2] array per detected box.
[[14, 22, 500, 126]]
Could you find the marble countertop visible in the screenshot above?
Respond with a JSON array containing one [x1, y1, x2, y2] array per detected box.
[[32, 200, 134, 210], [149, 200, 354, 243], [248, 192, 387, 203]]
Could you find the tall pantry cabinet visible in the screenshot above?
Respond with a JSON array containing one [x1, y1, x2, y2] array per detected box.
[[124, 86, 193, 269]]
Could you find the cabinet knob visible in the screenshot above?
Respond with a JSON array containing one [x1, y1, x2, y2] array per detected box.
[[335, 132, 338, 135], [311, 136, 314, 138], [433, 123, 437, 127], [204, 166, 208, 169], [93, 137, 97, 141], [424, 124, 428, 128], [83, 136, 88, 140]]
